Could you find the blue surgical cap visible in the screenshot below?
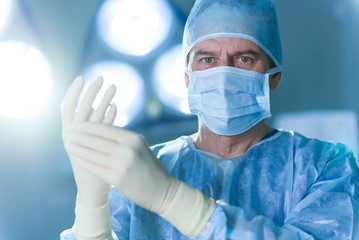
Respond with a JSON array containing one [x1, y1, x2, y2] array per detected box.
[[183, 0, 282, 69]]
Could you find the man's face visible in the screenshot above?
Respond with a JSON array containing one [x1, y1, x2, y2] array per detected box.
[[185, 37, 280, 89]]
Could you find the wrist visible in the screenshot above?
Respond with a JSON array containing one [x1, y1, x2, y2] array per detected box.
[[77, 191, 109, 208], [160, 181, 216, 238], [75, 200, 112, 240]]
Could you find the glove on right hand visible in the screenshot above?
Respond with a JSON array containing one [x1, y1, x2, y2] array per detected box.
[[61, 76, 117, 240]]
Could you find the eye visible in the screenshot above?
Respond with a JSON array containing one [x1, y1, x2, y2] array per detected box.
[[201, 57, 213, 64], [239, 57, 251, 63]]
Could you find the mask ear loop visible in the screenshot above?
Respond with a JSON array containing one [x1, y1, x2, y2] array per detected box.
[[265, 66, 282, 91], [263, 66, 282, 115], [265, 66, 282, 75]]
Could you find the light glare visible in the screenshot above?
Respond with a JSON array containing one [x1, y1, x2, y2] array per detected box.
[[0, 0, 13, 34], [0, 41, 52, 118], [97, 0, 173, 56], [83, 61, 145, 127], [180, 99, 190, 114], [153, 44, 190, 115]]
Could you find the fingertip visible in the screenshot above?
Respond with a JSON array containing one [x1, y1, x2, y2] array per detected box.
[[109, 84, 116, 92], [61, 76, 84, 111], [108, 103, 117, 116], [103, 104, 117, 125], [75, 75, 83, 81], [66, 76, 84, 97], [95, 75, 104, 85], [73, 75, 84, 87], [106, 84, 117, 96], [111, 103, 117, 111], [90, 76, 103, 91]]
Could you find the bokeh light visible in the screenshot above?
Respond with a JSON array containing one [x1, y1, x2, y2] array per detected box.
[[82, 61, 146, 127], [153, 44, 190, 115], [0, 0, 14, 34], [0, 41, 52, 118], [97, 0, 173, 56]]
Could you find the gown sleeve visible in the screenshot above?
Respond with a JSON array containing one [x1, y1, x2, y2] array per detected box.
[[196, 144, 359, 240]]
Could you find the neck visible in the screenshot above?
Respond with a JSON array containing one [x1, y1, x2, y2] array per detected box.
[[194, 120, 273, 158]]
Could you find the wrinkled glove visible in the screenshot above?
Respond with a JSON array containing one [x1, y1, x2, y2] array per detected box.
[[65, 121, 216, 238], [61, 76, 117, 240]]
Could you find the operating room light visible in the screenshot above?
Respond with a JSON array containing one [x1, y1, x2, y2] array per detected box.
[[83, 61, 145, 127], [97, 0, 173, 56], [0, 0, 14, 34], [153, 44, 190, 115], [0, 41, 52, 118]]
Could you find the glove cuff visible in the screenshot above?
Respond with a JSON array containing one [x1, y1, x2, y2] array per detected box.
[[160, 181, 216, 238], [74, 199, 112, 240]]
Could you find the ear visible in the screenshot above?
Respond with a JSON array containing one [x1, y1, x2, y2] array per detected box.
[[269, 72, 282, 90], [184, 72, 189, 88]]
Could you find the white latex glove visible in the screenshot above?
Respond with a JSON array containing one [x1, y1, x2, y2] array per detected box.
[[65, 122, 217, 238], [61, 76, 117, 240]]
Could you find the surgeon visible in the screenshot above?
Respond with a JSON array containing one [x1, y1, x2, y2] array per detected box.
[[60, 0, 359, 239]]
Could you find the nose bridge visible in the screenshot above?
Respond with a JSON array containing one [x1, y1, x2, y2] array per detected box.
[[218, 50, 234, 67]]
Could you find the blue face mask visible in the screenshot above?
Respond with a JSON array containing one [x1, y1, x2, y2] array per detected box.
[[187, 66, 280, 136]]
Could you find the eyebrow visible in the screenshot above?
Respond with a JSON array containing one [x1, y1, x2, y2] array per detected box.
[[192, 50, 260, 59], [192, 50, 217, 59]]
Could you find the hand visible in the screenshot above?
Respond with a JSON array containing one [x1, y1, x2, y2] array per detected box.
[[65, 121, 217, 237], [65, 121, 179, 214], [61, 76, 117, 208]]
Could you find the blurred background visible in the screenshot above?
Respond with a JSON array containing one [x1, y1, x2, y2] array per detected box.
[[0, 0, 358, 239]]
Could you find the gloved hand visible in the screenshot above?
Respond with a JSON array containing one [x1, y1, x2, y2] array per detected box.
[[61, 76, 117, 240], [64, 121, 217, 238]]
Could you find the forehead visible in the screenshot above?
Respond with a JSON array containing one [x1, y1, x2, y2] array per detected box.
[[190, 37, 265, 56]]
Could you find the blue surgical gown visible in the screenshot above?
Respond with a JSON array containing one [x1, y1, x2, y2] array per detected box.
[[61, 130, 359, 240]]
